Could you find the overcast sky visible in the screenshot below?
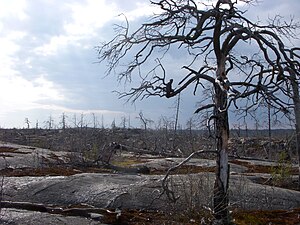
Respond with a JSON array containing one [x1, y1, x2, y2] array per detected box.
[[0, 0, 299, 129]]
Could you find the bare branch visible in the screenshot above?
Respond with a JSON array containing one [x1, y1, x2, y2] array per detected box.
[[161, 149, 217, 202], [195, 104, 215, 114]]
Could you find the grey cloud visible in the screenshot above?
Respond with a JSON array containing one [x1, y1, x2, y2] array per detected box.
[[245, 0, 299, 21], [2, 0, 299, 128], [24, 1, 73, 37], [105, 0, 147, 11]]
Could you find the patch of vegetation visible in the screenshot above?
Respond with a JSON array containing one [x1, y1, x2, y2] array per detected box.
[[0, 146, 17, 152], [230, 159, 298, 175], [232, 208, 300, 225], [271, 151, 293, 187], [0, 153, 13, 157], [151, 165, 216, 175], [111, 157, 148, 168], [0, 166, 112, 177], [0, 146, 30, 154], [230, 158, 299, 190], [82, 143, 100, 161], [230, 159, 273, 173]]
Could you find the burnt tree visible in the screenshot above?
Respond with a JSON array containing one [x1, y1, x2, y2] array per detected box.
[[285, 48, 300, 188], [97, 0, 299, 223]]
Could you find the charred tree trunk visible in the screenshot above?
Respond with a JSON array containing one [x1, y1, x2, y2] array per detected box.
[[212, 9, 230, 223], [213, 67, 230, 223]]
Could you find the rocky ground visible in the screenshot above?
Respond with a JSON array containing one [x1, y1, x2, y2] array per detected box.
[[0, 135, 299, 224]]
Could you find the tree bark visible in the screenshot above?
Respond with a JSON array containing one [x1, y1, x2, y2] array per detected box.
[[289, 68, 300, 189], [213, 69, 230, 223]]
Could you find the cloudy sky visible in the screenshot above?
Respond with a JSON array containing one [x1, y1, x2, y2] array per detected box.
[[0, 0, 299, 129]]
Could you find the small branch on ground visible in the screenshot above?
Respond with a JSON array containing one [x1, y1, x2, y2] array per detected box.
[[161, 150, 217, 202]]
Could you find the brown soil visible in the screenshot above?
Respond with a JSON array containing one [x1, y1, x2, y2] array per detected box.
[[232, 208, 300, 225], [107, 207, 300, 224], [4, 201, 299, 225], [112, 208, 300, 225], [0, 164, 215, 177]]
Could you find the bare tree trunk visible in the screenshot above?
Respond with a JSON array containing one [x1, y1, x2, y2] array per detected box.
[[174, 93, 181, 133], [289, 68, 300, 189], [213, 74, 230, 223], [295, 105, 300, 189], [268, 102, 272, 140]]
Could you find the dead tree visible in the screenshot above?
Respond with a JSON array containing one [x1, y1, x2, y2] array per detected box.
[[174, 93, 181, 133], [96, 0, 299, 223], [24, 118, 31, 129], [137, 111, 153, 131], [284, 48, 300, 188], [60, 113, 67, 130]]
